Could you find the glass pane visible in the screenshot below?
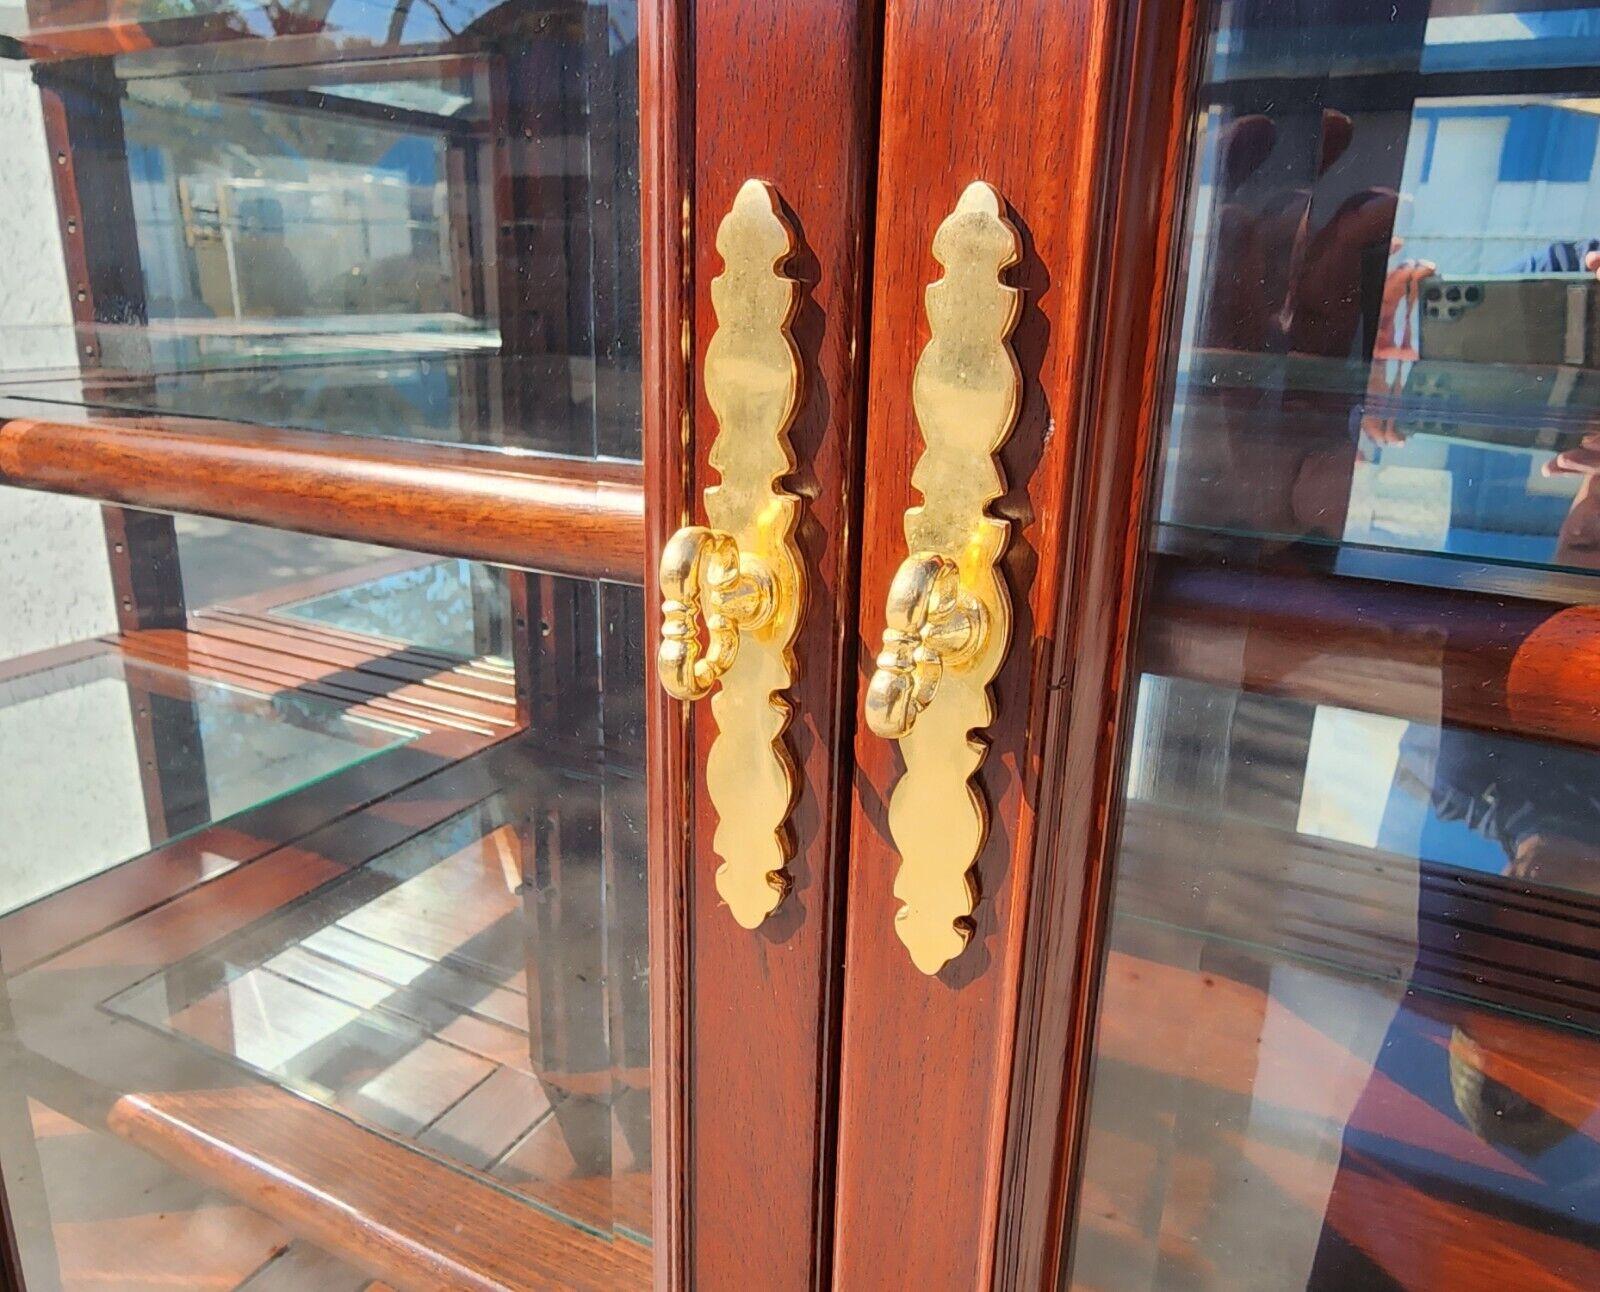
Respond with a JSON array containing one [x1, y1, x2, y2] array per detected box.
[[0, 654, 410, 915], [0, 505, 648, 1286], [0, 0, 641, 459], [1068, 3, 1600, 1289]]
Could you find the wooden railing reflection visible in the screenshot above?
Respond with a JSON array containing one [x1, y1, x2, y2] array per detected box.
[[1144, 556, 1600, 751]]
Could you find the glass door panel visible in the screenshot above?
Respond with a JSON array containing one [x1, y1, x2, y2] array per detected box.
[[0, 0, 650, 1284], [0, 0, 640, 460], [1068, 3, 1600, 1289], [0, 507, 648, 1288]]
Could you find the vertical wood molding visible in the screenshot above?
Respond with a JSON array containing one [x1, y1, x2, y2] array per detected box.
[[0, 1182, 23, 1292], [1002, 1, 1207, 1283], [832, 0, 1206, 1286], [0, 970, 50, 1292], [682, 2, 880, 1287], [639, 0, 694, 1286]]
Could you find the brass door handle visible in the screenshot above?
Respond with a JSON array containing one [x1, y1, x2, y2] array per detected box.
[[865, 551, 988, 740], [658, 526, 778, 701], [867, 181, 1022, 975], [656, 179, 805, 931]]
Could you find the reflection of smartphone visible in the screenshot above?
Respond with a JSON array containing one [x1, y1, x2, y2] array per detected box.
[[1417, 273, 1600, 366]]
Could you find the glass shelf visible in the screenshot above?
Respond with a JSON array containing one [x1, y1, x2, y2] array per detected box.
[[0, 650, 415, 917], [0, 329, 640, 460], [103, 782, 650, 1250], [278, 558, 515, 664]]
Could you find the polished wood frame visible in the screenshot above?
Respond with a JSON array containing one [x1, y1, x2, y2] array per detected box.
[[0, 0, 1229, 1286], [642, 0, 880, 1286], [638, 4, 693, 1287], [0, 411, 644, 581], [832, 0, 1206, 1286]]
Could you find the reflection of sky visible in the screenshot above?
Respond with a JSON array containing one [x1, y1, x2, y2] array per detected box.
[[7, 0, 640, 53]]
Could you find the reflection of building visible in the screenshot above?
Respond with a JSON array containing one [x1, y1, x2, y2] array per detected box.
[[1166, 11, 1600, 572], [1396, 11, 1600, 270], [1396, 99, 1600, 273], [126, 90, 453, 320]]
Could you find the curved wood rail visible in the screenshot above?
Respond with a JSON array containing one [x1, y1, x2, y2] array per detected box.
[[1145, 556, 1600, 750], [0, 412, 646, 583]]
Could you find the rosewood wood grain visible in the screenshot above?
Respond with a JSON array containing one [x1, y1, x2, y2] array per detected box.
[[217, 607, 509, 679], [113, 632, 499, 720], [641, 0, 882, 1286], [135, 621, 516, 721], [833, 0, 1203, 1287], [107, 1086, 648, 1292], [0, 413, 644, 582], [114, 634, 501, 739], [671, 2, 880, 1289]]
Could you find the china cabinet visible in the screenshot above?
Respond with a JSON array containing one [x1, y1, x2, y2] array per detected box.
[[4, 0, 1600, 1289]]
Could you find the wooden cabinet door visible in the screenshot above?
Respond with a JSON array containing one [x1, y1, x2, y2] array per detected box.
[[831, 0, 1201, 1285], [835, 0, 1600, 1289], [0, 3, 877, 1290], [645, 2, 878, 1288]]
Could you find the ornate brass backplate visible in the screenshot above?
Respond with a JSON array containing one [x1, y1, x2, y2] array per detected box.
[[865, 181, 1022, 974], [656, 178, 805, 929]]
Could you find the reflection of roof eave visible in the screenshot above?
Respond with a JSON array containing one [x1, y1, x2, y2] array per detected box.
[[1421, 36, 1600, 75]]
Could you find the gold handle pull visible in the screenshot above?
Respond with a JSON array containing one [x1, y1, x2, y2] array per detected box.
[[656, 179, 805, 930], [870, 181, 1022, 975], [865, 552, 988, 740], [658, 526, 777, 701]]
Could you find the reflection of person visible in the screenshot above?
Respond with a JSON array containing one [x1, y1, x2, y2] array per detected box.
[[1196, 105, 1600, 564], [1539, 253, 1600, 563], [1301, 717, 1600, 1287], [1187, 109, 1404, 541], [1395, 722, 1600, 891]]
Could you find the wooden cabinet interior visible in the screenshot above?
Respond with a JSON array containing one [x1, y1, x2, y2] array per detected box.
[[0, 0, 653, 1287]]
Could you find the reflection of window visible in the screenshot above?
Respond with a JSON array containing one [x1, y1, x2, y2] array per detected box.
[[1498, 105, 1599, 183], [1419, 114, 1440, 183]]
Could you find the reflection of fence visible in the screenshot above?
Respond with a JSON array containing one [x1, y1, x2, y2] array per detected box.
[[1395, 232, 1594, 275], [173, 173, 447, 318]]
